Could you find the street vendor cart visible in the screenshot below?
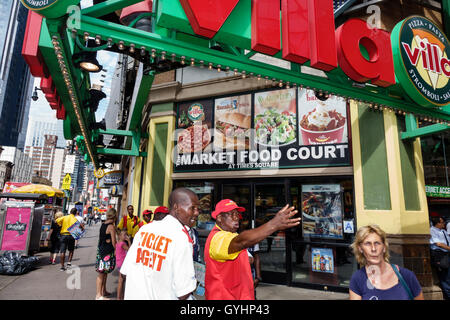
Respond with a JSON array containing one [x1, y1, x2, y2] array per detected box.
[[0, 184, 66, 253], [0, 193, 47, 256]]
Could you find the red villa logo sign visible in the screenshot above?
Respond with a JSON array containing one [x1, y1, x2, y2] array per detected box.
[[20, 0, 450, 109], [392, 16, 450, 107], [179, 0, 396, 88], [178, 0, 449, 107]]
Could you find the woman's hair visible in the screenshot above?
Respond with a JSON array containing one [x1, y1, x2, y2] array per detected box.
[[106, 208, 117, 220], [350, 224, 390, 266], [54, 211, 63, 219]]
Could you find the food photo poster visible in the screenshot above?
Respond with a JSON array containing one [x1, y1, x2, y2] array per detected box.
[[214, 94, 252, 150], [298, 89, 347, 146], [311, 247, 335, 274], [301, 184, 344, 240], [177, 100, 213, 154], [254, 88, 297, 147]]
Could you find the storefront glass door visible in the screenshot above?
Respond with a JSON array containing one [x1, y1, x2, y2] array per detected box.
[[222, 184, 252, 231], [255, 183, 287, 283]]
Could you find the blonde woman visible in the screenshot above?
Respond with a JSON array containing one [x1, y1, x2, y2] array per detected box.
[[349, 224, 424, 300]]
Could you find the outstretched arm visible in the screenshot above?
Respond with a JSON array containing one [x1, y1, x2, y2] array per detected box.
[[228, 205, 300, 254]]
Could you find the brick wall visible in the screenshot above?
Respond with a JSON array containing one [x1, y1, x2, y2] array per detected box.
[[153, 70, 176, 85]]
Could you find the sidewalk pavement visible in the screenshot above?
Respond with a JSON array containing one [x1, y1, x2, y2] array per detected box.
[[0, 222, 348, 300]]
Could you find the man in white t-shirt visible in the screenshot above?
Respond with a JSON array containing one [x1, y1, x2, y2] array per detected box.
[[74, 211, 85, 249], [120, 188, 200, 300]]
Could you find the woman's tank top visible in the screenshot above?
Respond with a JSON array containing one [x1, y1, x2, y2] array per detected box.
[[98, 223, 114, 256]]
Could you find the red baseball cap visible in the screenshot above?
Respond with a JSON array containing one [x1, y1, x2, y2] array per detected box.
[[154, 206, 169, 214], [142, 209, 153, 216], [212, 199, 245, 219]]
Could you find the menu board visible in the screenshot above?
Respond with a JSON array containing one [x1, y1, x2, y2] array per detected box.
[[174, 88, 350, 172], [301, 184, 344, 240]]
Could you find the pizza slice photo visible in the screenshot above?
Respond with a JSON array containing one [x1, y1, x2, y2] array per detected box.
[[177, 123, 211, 154]]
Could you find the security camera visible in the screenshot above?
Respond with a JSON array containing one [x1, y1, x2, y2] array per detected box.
[[31, 90, 39, 101]]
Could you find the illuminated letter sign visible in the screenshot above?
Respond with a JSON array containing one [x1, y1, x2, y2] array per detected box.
[[251, 0, 281, 55], [179, 0, 240, 38], [281, 0, 337, 71], [336, 19, 395, 87], [391, 16, 450, 107]]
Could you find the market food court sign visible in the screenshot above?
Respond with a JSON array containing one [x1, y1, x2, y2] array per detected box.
[[174, 88, 350, 172]]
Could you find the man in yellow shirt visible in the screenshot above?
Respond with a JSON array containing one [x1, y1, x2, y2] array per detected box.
[[204, 199, 300, 300], [117, 205, 140, 242], [132, 209, 153, 238], [56, 208, 81, 271]]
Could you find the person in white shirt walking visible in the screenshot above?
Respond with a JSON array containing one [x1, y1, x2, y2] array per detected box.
[[120, 188, 199, 300], [74, 210, 85, 249], [430, 216, 450, 300]]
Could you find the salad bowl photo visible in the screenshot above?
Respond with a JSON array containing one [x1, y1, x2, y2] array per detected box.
[[254, 108, 297, 147]]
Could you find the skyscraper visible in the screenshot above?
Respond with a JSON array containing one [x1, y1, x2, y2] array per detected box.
[[0, 0, 34, 150], [25, 117, 66, 148]]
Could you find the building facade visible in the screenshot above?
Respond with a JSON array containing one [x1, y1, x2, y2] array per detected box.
[[24, 134, 65, 188], [0, 146, 33, 184], [22, 0, 450, 299], [25, 117, 66, 149], [123, 1, 447, 298], [0, 0, 33, 149]]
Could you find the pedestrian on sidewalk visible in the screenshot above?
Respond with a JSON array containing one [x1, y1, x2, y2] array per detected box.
[[248, 242, 262, 298], [117, 205, 140, 243], [95, 208, 117, 300], [153, 206, 169, 221], [74, 210, 85, 249], [120, 188, 199, 300], [116, 229, 130, 300], [349, 224, 424, 300], [131, 209, 153, 238], [204, 199, 300, 300], [429, 216, 450, 300], [45, 211, 63, 264], [56, 208, 79, 271]]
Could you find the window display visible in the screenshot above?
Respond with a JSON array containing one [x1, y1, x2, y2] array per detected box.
[[301, 184, 344, 240]]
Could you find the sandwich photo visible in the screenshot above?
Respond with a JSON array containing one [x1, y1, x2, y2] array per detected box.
[[214, 112, 251, 149]]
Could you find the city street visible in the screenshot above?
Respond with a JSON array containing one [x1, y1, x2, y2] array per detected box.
[[0, 222, 348, 300], [0, 222, 113, 300]]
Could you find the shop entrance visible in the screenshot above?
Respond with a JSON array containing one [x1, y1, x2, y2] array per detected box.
[[222, 181, 289, 284], [175, 176, 356, 290]]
